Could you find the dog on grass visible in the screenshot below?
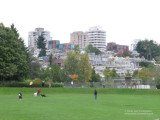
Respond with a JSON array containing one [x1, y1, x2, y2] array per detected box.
[[41, 94, 47, 97]]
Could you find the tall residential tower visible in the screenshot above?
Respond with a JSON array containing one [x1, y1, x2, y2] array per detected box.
[[28, 28, 52, 50], [70, 31, 88, 49], [87, 26, 106, 52]]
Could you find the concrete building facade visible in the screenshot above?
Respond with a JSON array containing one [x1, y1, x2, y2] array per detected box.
[[107, 42, 129, 52], [28, 28, 52, 50], [87, 27, 106, 52], [70, 31, 88, 49]]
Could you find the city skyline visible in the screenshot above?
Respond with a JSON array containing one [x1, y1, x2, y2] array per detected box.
[[1, 0, 160, 47]]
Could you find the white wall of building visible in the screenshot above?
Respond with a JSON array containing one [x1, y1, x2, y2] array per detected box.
[[87, 26, 106, 52]]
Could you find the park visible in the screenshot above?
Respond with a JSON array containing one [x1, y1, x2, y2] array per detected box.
[[1, 20, 160, 120], [0, 87, 160, 120]]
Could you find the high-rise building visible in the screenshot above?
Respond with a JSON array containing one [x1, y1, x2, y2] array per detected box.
[[28, 28, 52, 50], [70, 31, 88, 49], [87, 26, 106, 52]]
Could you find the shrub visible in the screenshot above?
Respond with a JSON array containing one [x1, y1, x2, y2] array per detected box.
[[0, 81, 29, 87], [156, 84, 160, 89], [44, 82, 64, 87], [0, 81, 64, 87], [32, 78, 42, 87]]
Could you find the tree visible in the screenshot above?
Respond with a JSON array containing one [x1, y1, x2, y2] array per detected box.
[[49, 54, 53, 67], [85, 44, 101, 55], [109, 69, 119, 78], [63, 51, 79, 76], [103, 68, 111, 80], [37, 35, 46, 57], [50, 63, 61, 82], [132, 70, 138, 77], [0, 23, 29, 81], [136, 39, 160, 60], [90, 69, 101, 82], [41, 67, 50, 81], [139, 69, 151, 81], [103, 68, 119, 80], [27, 52, 41, 79], [63, 51, 92, 82], [73, 45, 80, 53], [125, 72, 132, 77], [78, 53, 92, 82], [122, 49, 133, 57]]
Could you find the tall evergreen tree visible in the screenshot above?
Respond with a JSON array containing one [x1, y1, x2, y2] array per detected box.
[[37, 35, 46, 57]]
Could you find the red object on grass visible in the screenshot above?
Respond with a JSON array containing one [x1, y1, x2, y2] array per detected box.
[[37, 89, 41, 94]]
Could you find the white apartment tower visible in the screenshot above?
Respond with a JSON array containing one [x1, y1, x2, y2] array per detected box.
[[28, 28, 52, 50], [87, 27, 106, 52]]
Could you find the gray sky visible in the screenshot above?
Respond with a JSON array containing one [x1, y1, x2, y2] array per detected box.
[[1, 0, 160, 48]]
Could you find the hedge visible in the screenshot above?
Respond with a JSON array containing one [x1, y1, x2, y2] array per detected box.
[[156, 84, 160, 89], [0, 81, 64, 87]]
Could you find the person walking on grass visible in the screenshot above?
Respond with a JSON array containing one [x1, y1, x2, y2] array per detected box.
[[19, 92, 22, 101], [94, 89, 97, 100], [49, 82, 51, 88]]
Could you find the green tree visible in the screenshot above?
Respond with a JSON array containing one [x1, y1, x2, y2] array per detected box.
[[125, 72, 132, 77], [63, 51, 79, 76], [136, 39, 160, 60], [41, 67, 50, 81], [37, 35, 46, 57], [132, 70, 138, 77], [109, 69, 119, 78], [103, 68, 119, 79], [50, 63, 61, 82], [0, 23, 29, 81], [90, 69, 101, 82], [139, 62, 152, 67], [27, 52, 41, 79], [73, 45, 80, 53], [103, 68, 111, 80], [63, 51, 92, 82], [85, 44, 101, 55], [78, 53, 92, 82], [49, 54, 53, 67]]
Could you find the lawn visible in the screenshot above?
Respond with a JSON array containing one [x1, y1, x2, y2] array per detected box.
[[0, 88, 160, 120]]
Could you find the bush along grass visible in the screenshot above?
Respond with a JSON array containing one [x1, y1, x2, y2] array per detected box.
[[0, 81, 64, 88], [156, 84, 160, 89]]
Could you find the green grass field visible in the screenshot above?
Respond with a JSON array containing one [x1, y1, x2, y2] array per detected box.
[[0, 88, 160, 120]]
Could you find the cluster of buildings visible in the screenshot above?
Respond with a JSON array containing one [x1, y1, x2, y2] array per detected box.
[[28, 26, 142, 77]]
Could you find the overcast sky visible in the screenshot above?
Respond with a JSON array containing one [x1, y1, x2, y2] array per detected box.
[[1, 0, 160, 48]]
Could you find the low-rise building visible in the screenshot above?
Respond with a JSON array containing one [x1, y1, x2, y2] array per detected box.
[[107, 42, 129, 53], [89, 53, 144, 77]]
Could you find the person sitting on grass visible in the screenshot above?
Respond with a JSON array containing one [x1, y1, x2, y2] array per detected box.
[[37, 89, 41, 95]]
